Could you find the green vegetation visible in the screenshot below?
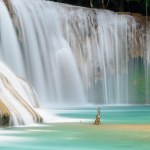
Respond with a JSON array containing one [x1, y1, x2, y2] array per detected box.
[[50, 0, 150, 15]]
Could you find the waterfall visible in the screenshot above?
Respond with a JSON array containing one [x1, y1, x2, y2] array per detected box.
[[48, 2, 147, 104], [0, 0, 25, 76], [3, 0, 86, 106], [0, 0, 148, 110]]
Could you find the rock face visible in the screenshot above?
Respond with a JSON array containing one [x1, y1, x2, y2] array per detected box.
[[0, 100, 10, 126], [3, 0, 14, 18]]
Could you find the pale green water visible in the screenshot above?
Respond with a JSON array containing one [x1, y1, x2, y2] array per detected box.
[[1, 106, 150, 150]]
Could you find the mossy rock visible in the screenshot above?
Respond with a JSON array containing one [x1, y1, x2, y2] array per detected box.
[[0, 100, 10, 126], [0, 114, 10, 126]]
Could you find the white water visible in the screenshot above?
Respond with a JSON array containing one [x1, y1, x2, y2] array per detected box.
[[0, 0, 89, 126], [11, 0, 86, 106], [2, 0, 148, 104], [48, 2, 148, 104], [0, 0, 148, 126], [0, 1, 25, 76], [53, 4, 143, 105], [0, 62, 41, 125]]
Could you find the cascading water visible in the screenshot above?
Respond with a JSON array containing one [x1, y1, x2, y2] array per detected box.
[[0, 0, 41, 125], [47, 2, 147, 104], [0, 0, 25, 76], [10, 0, 86, 106], [0, 62, 42, 125], [0, 0, 88, 125], [0, 0, 149, 121]]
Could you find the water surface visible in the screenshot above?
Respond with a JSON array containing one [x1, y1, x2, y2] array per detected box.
[[1, 106, 150, 150]]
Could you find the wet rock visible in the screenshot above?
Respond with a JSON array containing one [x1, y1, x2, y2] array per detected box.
[[3, 0, 23, 44], [0, 100, 10, 126], [94, 107, 100, 125]]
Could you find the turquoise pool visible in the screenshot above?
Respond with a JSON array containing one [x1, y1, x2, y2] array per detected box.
[[1, 106, 150, 150], [56, 105, 150, 124]]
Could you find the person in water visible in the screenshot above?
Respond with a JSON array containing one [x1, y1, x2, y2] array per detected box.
[[94, 107, 100, 125]]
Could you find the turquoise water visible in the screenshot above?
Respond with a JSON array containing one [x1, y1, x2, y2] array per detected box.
[[1, 106, 150, 150], [57, 105, 150, 124]]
